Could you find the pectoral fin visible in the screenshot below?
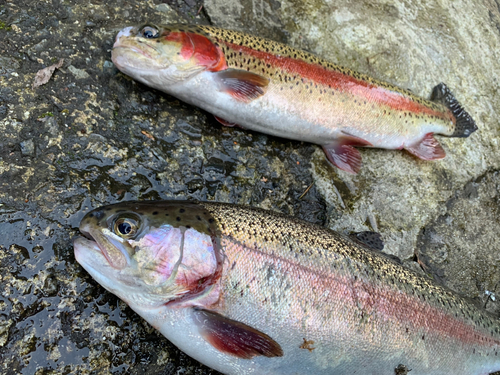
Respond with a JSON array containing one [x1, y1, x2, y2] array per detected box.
[[215, 69, 269, 103], [214, 116, 239, 128], [323, 134, 371, 174], [193, 308, 283, 359], [405, 133, 445, 160]]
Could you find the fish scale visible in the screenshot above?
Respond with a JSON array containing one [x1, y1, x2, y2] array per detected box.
[[197, 25, 452, 129], [198, 25, 441, 108], [201, 202, 499, 340], [74, 201, 500, 375], [111, 24, 477, 173]]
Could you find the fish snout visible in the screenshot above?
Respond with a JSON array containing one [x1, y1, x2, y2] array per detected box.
[[114, 26, 135, 46], [73, 236, 101, 265]]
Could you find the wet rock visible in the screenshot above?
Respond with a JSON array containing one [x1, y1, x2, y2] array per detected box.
[[19, 139, 34, 156], [0, 57, 20, 76], [0, 315, 11, 347], [1, 0, 500, 374], [416, 170, 500, 314], [67, 65, 90, 80]]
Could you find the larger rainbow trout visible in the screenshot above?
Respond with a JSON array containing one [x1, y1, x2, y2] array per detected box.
[[74, 201, 500, 375], [111, 24, 477, 174]]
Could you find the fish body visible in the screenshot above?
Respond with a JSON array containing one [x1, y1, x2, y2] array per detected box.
[[74, 201, 500, 375], [111, 24, 477, 173]]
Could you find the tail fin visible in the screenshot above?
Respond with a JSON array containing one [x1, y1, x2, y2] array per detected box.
[[431, 83, 477, 137]]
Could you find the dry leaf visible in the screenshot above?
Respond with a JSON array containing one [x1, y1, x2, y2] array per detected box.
[[141, 130, 155, 140], [32, 59, 64, 89]]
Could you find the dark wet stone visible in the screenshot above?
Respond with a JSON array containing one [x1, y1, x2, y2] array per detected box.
[[19, 139, 35, 156], [1, 0, 499, 374], [0, 56, 20, 75]]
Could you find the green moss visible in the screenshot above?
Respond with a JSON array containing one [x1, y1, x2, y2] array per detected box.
[[40, 112, 54, 118], [0, 21, 12, 31]]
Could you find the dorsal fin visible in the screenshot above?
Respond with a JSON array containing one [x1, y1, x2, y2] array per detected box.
[[349, 231, 402, 264], [349, 231, 384, 251]]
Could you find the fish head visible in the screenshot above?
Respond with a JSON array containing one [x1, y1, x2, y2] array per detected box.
[[111, 24, 225, 88], [74, 201, 222, 310]]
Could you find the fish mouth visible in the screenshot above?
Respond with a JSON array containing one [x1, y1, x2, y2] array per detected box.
[[76, 223, 131, 270], [73, 236, 103, 265], [112, 44, 154, 60]]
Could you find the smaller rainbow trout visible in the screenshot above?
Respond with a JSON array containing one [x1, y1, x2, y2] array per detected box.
[[111, 24, 477, 174], [74, 201, 500, 375]]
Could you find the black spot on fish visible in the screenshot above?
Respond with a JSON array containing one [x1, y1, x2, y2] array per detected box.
[[176, 217, 181, 222], [180, 208, 185, 213], [152, 211, 158, 215]]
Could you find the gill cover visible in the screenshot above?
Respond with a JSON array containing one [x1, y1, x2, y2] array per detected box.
[[112, 24, 227, 79]]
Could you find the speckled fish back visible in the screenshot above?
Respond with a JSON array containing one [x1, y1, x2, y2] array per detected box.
[[192, 25, 451, 119]]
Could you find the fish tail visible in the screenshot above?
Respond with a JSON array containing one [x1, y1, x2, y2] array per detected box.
[[431, 83, 477, 137]]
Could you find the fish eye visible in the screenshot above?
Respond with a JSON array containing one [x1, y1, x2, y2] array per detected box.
[[113, 217, 138, 238], [141, 26, 159, 39]]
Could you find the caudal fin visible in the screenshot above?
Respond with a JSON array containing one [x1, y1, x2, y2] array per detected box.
[[431, 83, 477, 138]]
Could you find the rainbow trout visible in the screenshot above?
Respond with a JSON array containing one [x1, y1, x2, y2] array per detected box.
[[111, 24, 477, 174], [74, 201, 500, 375]]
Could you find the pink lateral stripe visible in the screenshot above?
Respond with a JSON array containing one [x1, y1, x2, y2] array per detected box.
[[222, 41, 452, 121], [235, 242, 500, 349], [345, 278, 500, 348]]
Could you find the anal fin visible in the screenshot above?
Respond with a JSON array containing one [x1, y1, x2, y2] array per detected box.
[[214, 68, 269, 103], [193, 308, 283, 359], [405, 133, 445, 161]]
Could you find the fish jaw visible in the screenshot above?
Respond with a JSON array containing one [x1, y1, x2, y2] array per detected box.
[[73, 236, 116, 291], [73, 236, 150, 307]]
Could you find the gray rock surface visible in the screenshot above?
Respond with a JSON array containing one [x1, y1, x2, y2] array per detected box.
[[0, 0, 499, 374]]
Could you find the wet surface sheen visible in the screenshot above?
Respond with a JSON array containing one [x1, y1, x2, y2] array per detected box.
[[1, 0, 500, 374]]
